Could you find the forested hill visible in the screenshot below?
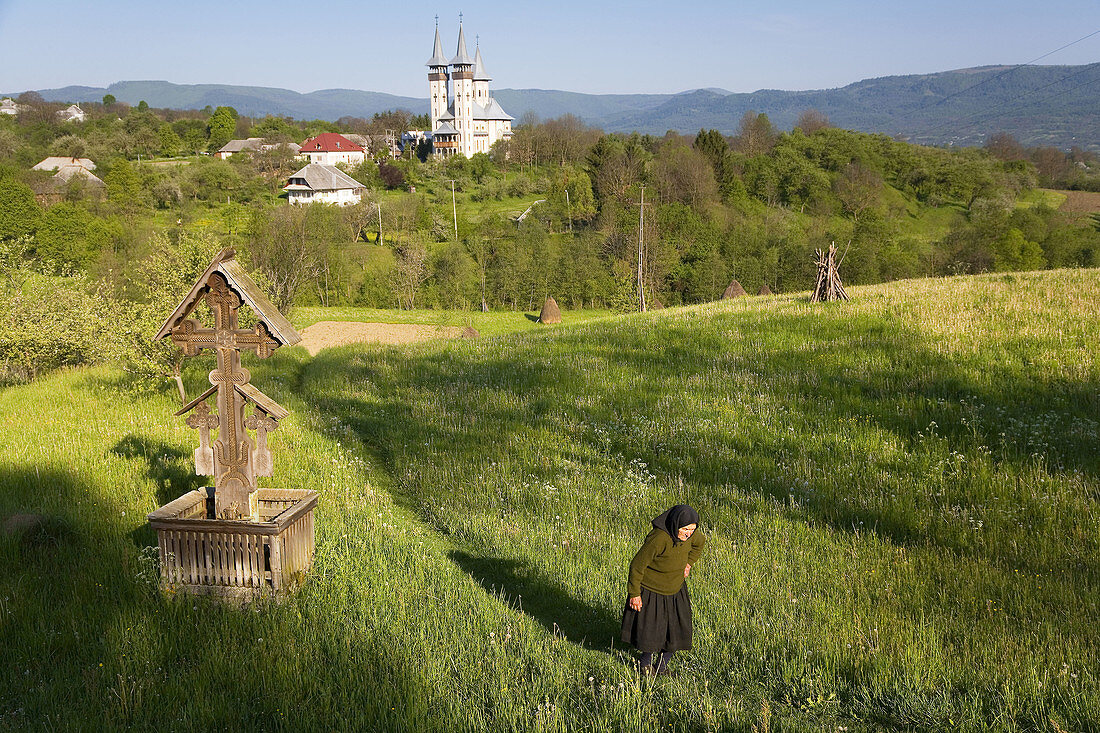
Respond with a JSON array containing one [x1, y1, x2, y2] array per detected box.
[[17, 63, 1100, 150]]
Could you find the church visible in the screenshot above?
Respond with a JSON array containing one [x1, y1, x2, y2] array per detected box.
[[426, 21, 514, 158]]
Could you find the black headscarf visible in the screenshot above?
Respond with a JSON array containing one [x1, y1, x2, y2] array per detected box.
[[651, 504, 700, 545]]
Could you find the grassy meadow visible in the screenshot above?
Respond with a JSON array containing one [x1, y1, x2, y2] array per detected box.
[[1, 270, 1099, 731]]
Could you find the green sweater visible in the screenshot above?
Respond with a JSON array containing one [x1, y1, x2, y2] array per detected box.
[[628, 528, 705, 597]]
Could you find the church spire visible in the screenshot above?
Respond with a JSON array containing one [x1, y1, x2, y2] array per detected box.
[[451, 21, 474, 66], [426, 21, 448, 67], [473, 46, 491, 82]]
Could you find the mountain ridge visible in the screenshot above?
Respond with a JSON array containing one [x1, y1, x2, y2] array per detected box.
[[10, 64, 1099, 149]]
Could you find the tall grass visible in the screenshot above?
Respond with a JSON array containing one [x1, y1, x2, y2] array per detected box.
[[1, 270, 1097, 730]]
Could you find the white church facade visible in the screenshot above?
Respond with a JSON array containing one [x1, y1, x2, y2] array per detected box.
[[427, 22, 513, 158]]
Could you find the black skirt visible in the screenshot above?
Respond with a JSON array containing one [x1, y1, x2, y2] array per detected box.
[[620, 582, 693, 653]]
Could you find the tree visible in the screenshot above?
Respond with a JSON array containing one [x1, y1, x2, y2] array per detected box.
[[834, 162, 883, 221], [35, 203, 95, 270], [795, 109, 831, 135], [104, 159, 145, 217], [157, 123, 182, 157], [379, 162, 405, 189], [391, 235, 429, 309], [247, 205, 346, 312], [206, 106, 238, 152], [985, 132, 1026, 162], [122, 231, 224, 401], [732, 111, 777, 156], [102, 94, 116, 108], [0, 178, 42, 241]]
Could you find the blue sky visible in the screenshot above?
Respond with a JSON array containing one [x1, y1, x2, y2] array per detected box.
[[1, 0, 1098, 97]]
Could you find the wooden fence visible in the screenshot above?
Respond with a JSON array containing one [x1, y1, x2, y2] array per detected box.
[[147, 488, 318, 598]]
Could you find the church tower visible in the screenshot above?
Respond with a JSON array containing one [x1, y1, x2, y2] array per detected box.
[[450, 22, 475, 158], [473, 45, 491, 109], [426, 21, 449, 132]]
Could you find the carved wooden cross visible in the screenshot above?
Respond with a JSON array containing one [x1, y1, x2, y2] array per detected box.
[[185, 401, 218, 475], [244, 407, 279, 478], [169, 273, 280, 519]]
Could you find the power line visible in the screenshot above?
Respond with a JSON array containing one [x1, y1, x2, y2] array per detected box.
[[919, 28, 1100, 113], [912, 62, 1100, 140]]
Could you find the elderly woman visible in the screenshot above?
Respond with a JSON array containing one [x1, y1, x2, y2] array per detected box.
[[621, 504, 705, 676]]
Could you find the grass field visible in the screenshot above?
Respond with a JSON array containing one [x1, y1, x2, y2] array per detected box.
[[2, 271, 1098, 730], [292, 305, 618, 336]]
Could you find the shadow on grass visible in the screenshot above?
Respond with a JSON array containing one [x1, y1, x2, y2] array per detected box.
[[302, 305, 1100, 583], [449, 550, 621, 652], [110, 435, 206, 507]]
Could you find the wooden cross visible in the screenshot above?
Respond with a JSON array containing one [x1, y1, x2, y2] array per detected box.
[[184, 401, 218, 475], [244, 407, 279, 478], [168, 272, 280, 519]]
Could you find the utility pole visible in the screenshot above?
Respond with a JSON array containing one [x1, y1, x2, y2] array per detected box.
[[637, 185, 646, 312], [450, 179, 458, 241], [376, 201, 383, 245]]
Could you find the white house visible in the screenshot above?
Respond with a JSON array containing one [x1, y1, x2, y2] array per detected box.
[[283, 164, 365, 206], [56, 104, 86, 122], [0, 98, 19, 115], [298, 133, 366, 166], [32, 157, 97, 172]]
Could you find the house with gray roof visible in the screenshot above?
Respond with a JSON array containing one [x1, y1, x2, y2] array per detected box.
[[215, 138, 266, 159], [283, 163, 365, 206], [33, 156, 97, 172]]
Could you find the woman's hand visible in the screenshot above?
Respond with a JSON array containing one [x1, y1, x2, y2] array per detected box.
[[628, 596, 642, 611], [684, 564, 691, 578]]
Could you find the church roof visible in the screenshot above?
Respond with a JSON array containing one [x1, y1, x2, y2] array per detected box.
[[433, 122, 459, 135], [473, 47, 491, 81], [426, 26, 449, 67], [438, 105, 455, 120], [451, 23, 473, 66], [473, 98, 513, 121]]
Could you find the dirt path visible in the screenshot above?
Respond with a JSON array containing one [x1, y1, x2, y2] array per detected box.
[[297, 321, 469, 356]]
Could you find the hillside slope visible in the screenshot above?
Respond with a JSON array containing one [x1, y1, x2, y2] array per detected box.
[[2, 270, 1098, 730]]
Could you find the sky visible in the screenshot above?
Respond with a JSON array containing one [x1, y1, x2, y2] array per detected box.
[[1, 0, 1099, 98]]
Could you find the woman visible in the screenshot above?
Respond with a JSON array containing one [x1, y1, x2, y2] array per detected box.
[[621, 504, 705, 676]]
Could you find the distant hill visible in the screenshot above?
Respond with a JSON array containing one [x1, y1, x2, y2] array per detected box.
[[13, 64, 1100, 150]]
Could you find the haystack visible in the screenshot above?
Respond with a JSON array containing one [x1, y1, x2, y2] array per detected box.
[[538, 297, 562, 324], [649, 296, 665, 310], [721, 279, 747, 299], [462, 326, 480, 338], [758, 284, 773, 296]]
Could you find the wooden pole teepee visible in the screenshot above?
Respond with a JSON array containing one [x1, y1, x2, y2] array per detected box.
[[811, 242, 849, 302]]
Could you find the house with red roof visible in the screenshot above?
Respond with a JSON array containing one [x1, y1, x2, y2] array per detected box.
[[298, 132, 366, 167]]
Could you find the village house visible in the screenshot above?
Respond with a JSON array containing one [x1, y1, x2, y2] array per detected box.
[[215, 138, 266, 159], [298, 132, 366, 166], [56, 104, 86, 123], [283, 163, 365, 206], [32, 156, 97, 172], [52, 163, 105, 192], [0, 98, 20, 115]]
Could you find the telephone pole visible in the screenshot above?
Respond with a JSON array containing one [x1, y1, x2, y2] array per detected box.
[[637, 185, 646, 312], [450, 179, 458, 241]]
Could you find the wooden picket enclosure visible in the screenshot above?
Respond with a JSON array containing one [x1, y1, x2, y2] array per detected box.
[[147, 488, 318, 598]]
